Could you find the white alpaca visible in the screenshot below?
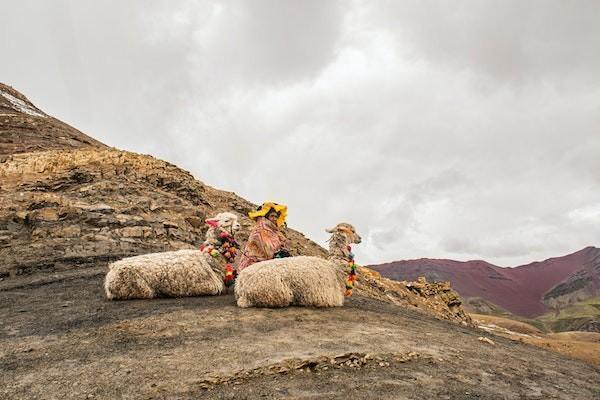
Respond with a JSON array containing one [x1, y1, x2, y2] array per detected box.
[[234, 223, 362, 308], [104, 212, 241, 300]]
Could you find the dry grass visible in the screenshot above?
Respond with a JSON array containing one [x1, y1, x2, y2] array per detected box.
[[472, 313, 600, 365], [523, 334, 600, 365], [471, 313, 542, 335]]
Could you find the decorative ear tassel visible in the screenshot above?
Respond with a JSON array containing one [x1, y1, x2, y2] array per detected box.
[[205, 219, 219, 228]]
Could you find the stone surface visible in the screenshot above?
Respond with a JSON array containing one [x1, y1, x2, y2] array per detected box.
[[0, 148, 327, 280]]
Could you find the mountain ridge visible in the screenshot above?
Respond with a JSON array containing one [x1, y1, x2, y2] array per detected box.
[[371, 246, 600, 318]]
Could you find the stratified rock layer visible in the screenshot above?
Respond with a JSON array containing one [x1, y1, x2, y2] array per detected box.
[[0, 148, 326, 279]]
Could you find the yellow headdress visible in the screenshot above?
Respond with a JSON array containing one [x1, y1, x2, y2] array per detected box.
[[248, 202, 288, 227]]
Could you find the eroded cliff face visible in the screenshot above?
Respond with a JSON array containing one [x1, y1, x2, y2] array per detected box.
[[0, 148, 326, 279]]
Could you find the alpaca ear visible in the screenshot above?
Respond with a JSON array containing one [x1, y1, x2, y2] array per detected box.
[[205, 219, 219, 228]]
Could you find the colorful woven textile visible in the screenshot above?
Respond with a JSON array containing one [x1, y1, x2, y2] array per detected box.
[[236, 217, 287, 271]]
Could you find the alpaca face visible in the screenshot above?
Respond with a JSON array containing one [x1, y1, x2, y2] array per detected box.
[[207, 212, 241, 234]]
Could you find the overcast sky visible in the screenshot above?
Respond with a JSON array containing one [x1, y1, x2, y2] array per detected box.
[[2, 0, 599, 267]]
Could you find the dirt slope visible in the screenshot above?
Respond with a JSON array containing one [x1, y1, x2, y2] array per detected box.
[[472, 313, 600, 365], [1, 275, 599, 400]]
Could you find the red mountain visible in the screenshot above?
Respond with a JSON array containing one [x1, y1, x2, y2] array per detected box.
[[370, 247, 600, 318]]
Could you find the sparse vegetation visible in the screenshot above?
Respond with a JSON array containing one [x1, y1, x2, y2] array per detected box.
[[537, 297, 600, 332]]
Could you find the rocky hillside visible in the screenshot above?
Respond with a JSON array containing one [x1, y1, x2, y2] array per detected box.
[[0, 83, 469, 325], [0, 81, 325, 281], [371, 247, 600, 318], [0, 148, 325, 280]]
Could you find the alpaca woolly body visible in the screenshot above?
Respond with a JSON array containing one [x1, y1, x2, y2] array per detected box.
[[234, 223, 361, 308], [235, 256, 345, 308], [104, 212, 241, 300], [104, 250, 225, 300]]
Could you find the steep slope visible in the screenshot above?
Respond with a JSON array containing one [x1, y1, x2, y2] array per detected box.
[[0, 83, 325, 281], [538, 297, 600, 332], [0, 83, 105, 155], [371, 247, 600, 318]]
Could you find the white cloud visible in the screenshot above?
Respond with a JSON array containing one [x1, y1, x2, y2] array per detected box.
[[1, 0, 599, 266]]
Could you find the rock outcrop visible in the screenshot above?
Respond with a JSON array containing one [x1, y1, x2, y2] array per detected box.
[[355, 269, 472, 324], [0, 148, 325, 279]]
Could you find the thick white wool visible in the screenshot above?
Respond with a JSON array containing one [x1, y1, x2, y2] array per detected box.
[[104, 212, 240, 300], [104, 250, 224, 300], [235, 256, 345, 308]]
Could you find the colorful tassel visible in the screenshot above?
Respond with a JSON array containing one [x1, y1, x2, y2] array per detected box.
[[201, 226, 241, 285], [344, 245, 359, 297]]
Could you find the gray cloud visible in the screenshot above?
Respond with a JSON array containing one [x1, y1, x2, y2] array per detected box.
[[1, 0, 599, 266]]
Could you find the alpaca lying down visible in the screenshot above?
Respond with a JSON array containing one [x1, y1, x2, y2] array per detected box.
[[104, 212, 240, 300], [235, 223, 362, 308], [104, 249, 225, 299], [235, 256, 345, 308]]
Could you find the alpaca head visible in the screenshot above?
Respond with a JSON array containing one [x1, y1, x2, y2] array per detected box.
[[205, 212, 241, 235], [326, 223, 362, 262], [326, 222, 362, 245]]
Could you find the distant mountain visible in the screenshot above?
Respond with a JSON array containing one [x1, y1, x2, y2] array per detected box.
[[543, 250, 600, 309], [371, 247, 600, 318]]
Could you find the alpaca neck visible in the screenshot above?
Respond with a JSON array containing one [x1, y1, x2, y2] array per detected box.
[[327, 232, 352, 264], [203, 226, 222, 247]]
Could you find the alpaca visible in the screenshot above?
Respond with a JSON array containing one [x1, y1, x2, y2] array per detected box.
[[104, 212, 241, 300], [234, 223, 362, 308]]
